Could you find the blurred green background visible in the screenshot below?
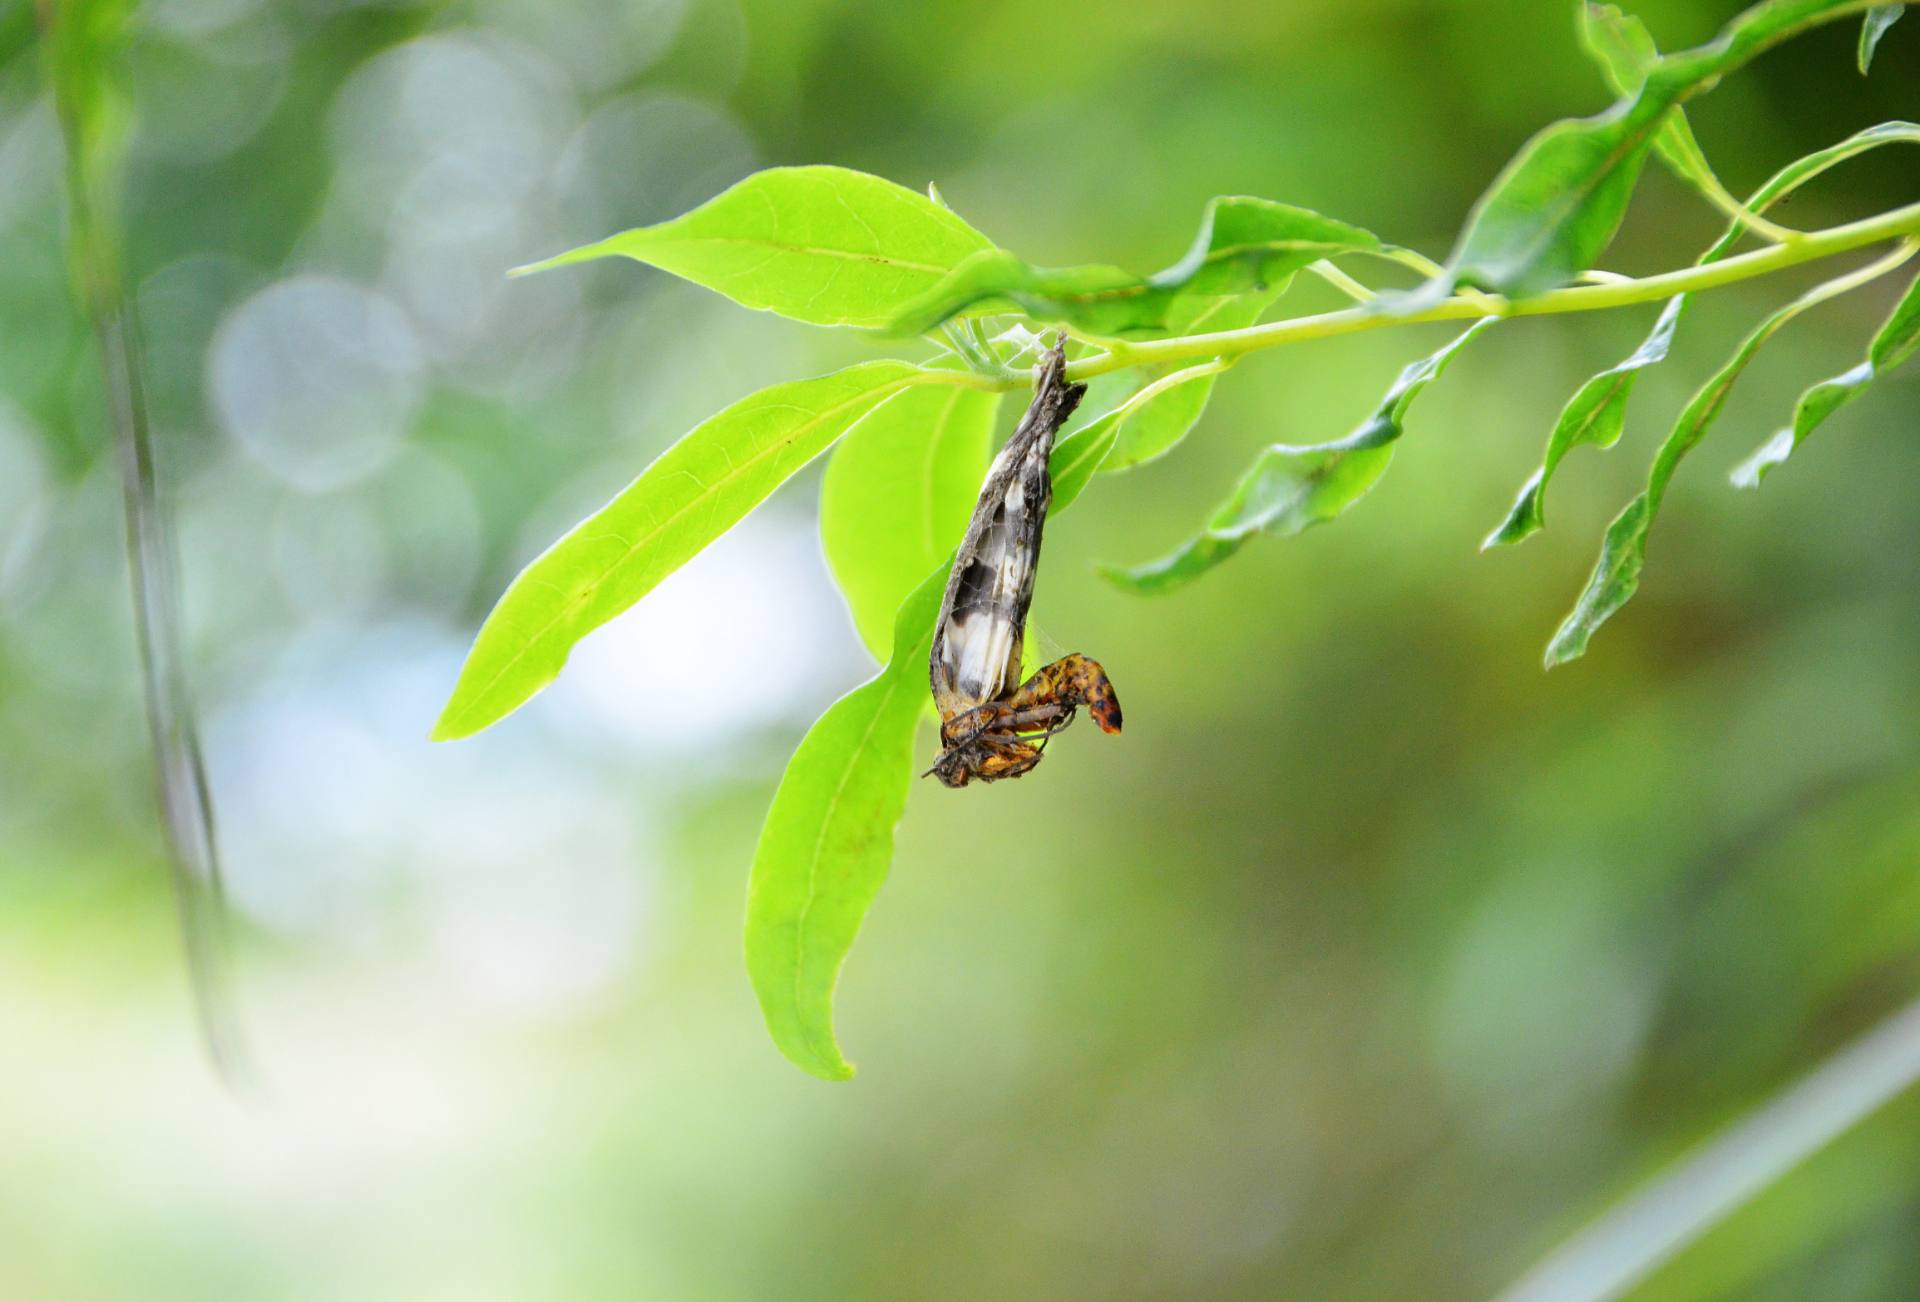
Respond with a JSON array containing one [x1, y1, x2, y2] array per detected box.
[[2, 0, 1919, 1297]]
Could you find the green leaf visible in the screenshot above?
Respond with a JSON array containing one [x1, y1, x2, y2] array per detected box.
[[1575, 1, 1792, 238], [1579, 3, 1722, 201], [434, 361, 946, 740], [1047, 405, 1128, 515], [883, 197, 1379, 337], [1099, 290, 1280, 472], [1547, 247, 1916, 666], [820, 383, 1000, 660], [1098, 365, 1230, 473], [744, 568, 945, 1081], [1732, 267, 1920, 486], [1875, 267, 1920, 370], [1448, 105, 1660, 296], [1717, 121, 1920, 227], [1453, 0, 1871, 296], [512, 167, 997, 329], [1105, 320, 1495, 595], [1860, 5, 1904, 72], [1489, 120, 1920, 546], [1485, 297, 1679, 547], [1036, 361, 1234, 520]]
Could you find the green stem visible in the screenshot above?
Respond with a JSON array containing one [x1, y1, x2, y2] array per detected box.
[[1304, 259, 1375, 303], [1693, 166, 1802, 244], [1062, 199, 1920, 383], [41, 0, 249, 1086]]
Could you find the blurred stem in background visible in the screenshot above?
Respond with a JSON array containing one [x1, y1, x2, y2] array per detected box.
[[38, 0, 245, 1083], [1500, 991, 1920, 1302]]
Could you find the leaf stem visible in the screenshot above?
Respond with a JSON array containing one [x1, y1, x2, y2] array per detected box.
[[1059, 199, 1920, 383], [1304, 259, 1375, 303], [1692, 167, 1802, 244]]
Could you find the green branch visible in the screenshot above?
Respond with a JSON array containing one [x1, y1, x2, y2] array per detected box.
[[1063, 199, 1920, 383]]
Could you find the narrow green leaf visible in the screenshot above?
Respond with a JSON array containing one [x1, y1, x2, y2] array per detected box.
[[1547, 245, 1916, 665], [884, 197, 1379, 337], [1448, 107, 1659, 296], [1732, 267, 1920, 486], [1105, 320, 1495, 595], [1047, 405, 1128, 514], [1489, 120, 1920, 545], [434, 361, 944, 740], [1485, 298, 1679, 547], [1453, 0, 1870, 296], [1874, 264, 1920, 370], [1579, 4, 1719, 197], [820, 384, 1000, 660], [1100, 289, 1280, 472], [1576, 1, 1787, 237], [1860, 5, 1904, 72], [1715, 121, 1920, 228], [744, 569, 945, 1081], [1098, 366, 1229, 472], [1033, 361, 1233, 520], [512, 167, 997, 329]]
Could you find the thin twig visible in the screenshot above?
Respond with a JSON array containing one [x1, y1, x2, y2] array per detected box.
[[1496, 991, 1920, 1302]]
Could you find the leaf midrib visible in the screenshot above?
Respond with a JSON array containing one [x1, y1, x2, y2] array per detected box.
[[789, 671, 903, 1075], [445, 375, 920, 732], [1051, 237, 1373, 306], [652, 233, 958, 275]]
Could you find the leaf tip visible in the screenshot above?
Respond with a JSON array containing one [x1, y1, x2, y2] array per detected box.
[[1485, 472, 1547, 551], [1541, 633, 1584, 670], [1728, 427, 1793, 490], [506, 253, 567, 280], [1481, 509, 1539, 552], [427, 706, 472, 743], [508, 234, 629, 281], [1096, 561, 1155, 594], [761, 1004, 859, 1081]]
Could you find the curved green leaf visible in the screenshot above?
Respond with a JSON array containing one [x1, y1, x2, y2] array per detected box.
[[884, 197, 1379, 337], [1860, 5, 1904, 72], [1105, 320, 1495, 595], [1448, 94, 1664, 296], [744, 568, 945, 1081], [434, 361, 947, 740], [1100, 289, 1280, 472], [821, 383, 1000, 659], [1732, 266, 1920, 486], [1485, 298, 1679, 547], [512, 167, 997, 329], [1048, 357, 1238, 515], [1490, 120, 1920, 546], [1453, 0, 1873, 296], [1098, 365, 1231, 473], [1579, 5, 1712, 189], [1577, 1, 1779, 233], [1547, 245, 1916, 666]]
